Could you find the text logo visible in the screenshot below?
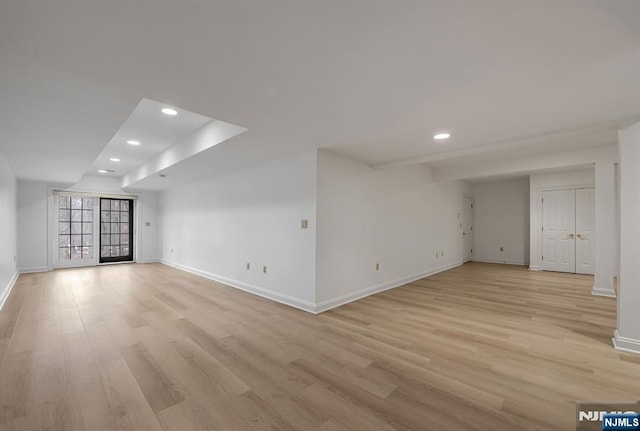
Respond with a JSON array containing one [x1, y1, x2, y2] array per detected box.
[[576, 402, 640, 431], [602, 414, 640, 430]]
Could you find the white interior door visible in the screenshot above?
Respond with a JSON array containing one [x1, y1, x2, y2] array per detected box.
[[575, 188, 595, 275], [462, 197, 474, 262], [542, 189, 576, 273]]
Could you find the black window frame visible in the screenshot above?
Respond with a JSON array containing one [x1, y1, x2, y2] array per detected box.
[[99, 198, 134, 263]]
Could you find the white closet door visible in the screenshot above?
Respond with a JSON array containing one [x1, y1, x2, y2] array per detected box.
[[575, 188, 595, 275], [542, 189, 576, 273]]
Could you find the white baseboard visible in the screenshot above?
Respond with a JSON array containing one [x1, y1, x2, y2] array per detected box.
[[136, 258, 160, 264], [314, 261, 463, 314], [613, 330, 640, 355], [160, 259, 316, 314], [471, 258, 528, 266], [592, 285, 616, 298], [0, 272, 19, 311], [18, 266, 48, 274], [529, 265, 540, 271]]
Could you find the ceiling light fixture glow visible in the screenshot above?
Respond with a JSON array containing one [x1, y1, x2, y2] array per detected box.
[[434, 133, 451, 140], [99, 169, 108, 173], [109, 158, 121, 162], [127, 140, 140, 146], [161, 108, 178, 116]]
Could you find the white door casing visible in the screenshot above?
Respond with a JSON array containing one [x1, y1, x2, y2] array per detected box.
[[542, 189, 576, 273], [575, 188, 595, 275], [462, 197, 474, 262]]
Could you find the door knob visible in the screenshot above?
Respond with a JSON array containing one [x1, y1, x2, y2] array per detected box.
[[567, 233, 575, 239], [576, 233, 582, 239]]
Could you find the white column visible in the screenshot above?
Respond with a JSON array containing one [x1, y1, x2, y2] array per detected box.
[[592, 159, 616, 296], [613, 122, 640, 354]]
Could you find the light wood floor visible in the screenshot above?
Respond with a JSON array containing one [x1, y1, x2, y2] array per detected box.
[[0, 262, 638, 430]]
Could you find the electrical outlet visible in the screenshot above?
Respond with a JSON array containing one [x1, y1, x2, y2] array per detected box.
[[500, 246, 504, 252], [246, 262, 250, 270], [145, 221, 151, 227], [263, 265, 267, 274], [301, 219, 308, 229], [375, 263, 380, 271]]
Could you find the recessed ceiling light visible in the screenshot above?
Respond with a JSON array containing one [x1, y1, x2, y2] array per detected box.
[[434, 133, 451, 140], [127, 140, 140, 146], [98, 169, 108, 173], [109, 158, 121, 162], [161, 108, 178, 116], [98, 169, 114, 173]]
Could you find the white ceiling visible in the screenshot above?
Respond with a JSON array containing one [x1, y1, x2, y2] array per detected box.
[[89, 98, 213, 177], [1, 1, 639, 188]]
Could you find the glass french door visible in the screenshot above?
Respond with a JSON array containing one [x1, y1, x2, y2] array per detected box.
[[57, 195, 95, 266], [99, 198, 134, 263]]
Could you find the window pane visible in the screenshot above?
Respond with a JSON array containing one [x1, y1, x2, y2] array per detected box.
[[58, 236, 70, 247], [101, 246, 110, 257], [101, 200, 110, 210], [71, 223, 82, 234], [59, 222, 70, 235], [110, 234, 120, 245], [110, 212, 119, 223], [83, 198, 93, 208], [101, 222, 110, 234], [59, 196, 70, 209], [71, 197, 82, 209], [82, 222, 92, 234], [121, 223, 129, 234], [120, 234, 129, 245], [71, 235, 82, 247], [58, 209, 70, 222], [110, 246, 120, 256], [111, 200, 120, 211], [101, 234, 110, 245], [101, 211, 110, 223], [82, 210, 92, 222], [121, 201, 129, 211], [71, 210, 82, 222], [83, 247, 93, 259], [120, 212, 129, 223], [121, 246, 129, 256], [71, 247, 82, 259], [59, 248, 71, 260], [83, 235, 93, 247], [110, 223, 120, 234]]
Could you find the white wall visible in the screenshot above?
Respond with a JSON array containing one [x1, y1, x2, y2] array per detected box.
[[159, 150, 318, 312], [17, 175, 160, 272], [0, 152, 18, 306], [315, 150, 471, 311], [17, 181, 49, 272], [528, 169, 595, 271], [472, 178, 530, 265], [615, 122, 640, 353]]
